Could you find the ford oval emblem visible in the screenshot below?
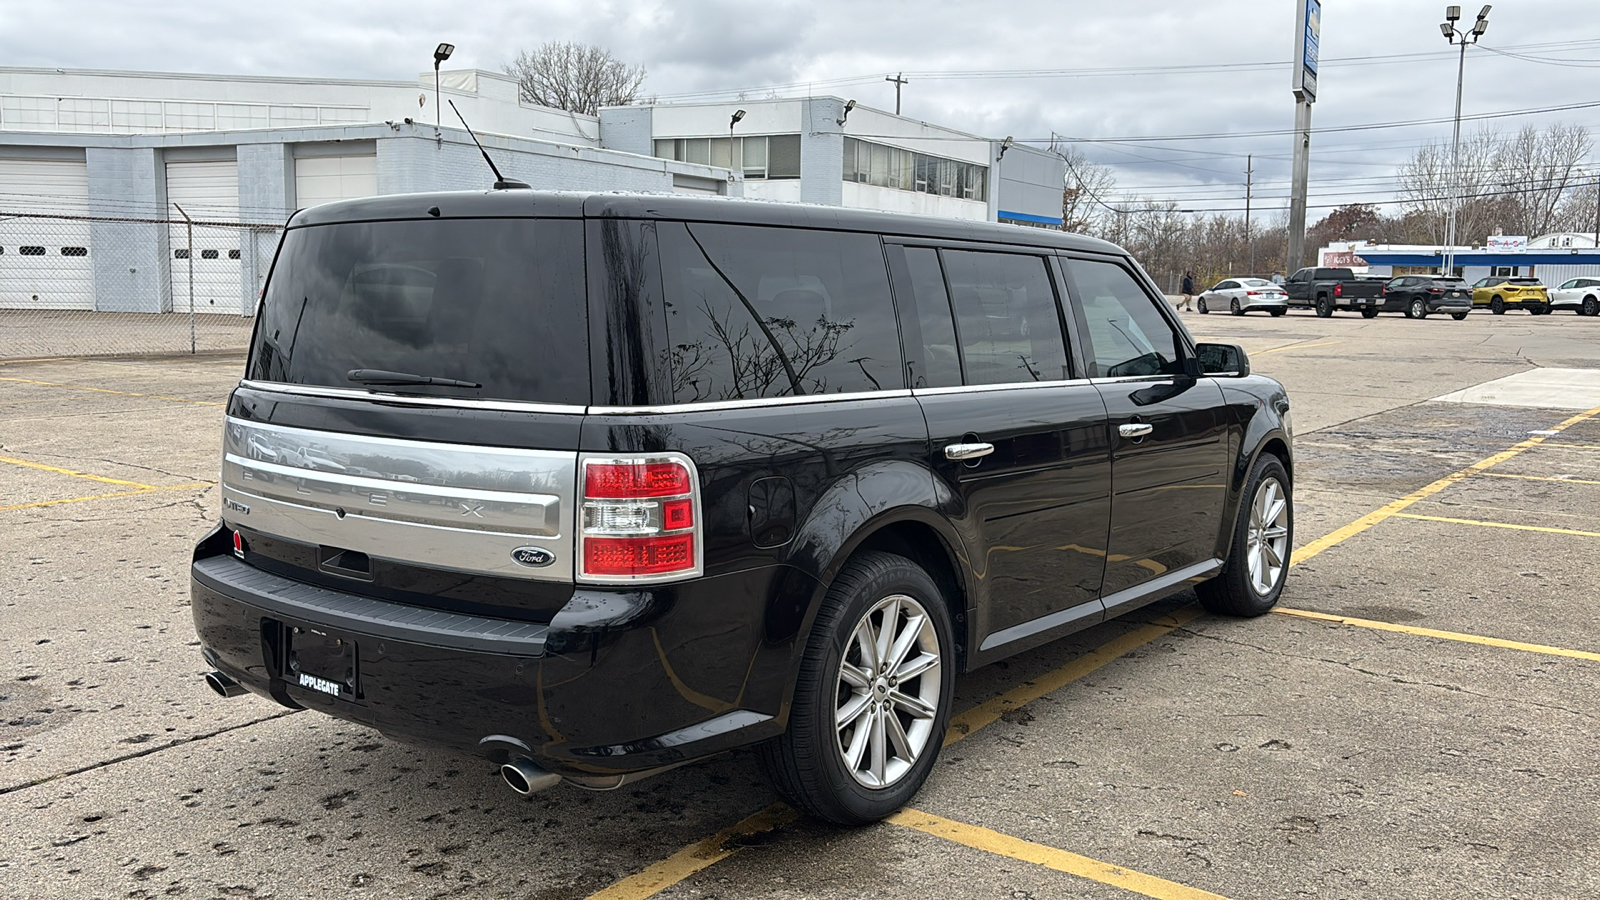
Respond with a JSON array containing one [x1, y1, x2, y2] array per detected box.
[[511, 546, 555, 568]]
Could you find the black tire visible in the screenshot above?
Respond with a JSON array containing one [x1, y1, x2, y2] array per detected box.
[[1490, 297, 1505, 315], [1269, 308, 1285, 317], [757, 551, 955, 825], [1230, 298, 1243, 316], [1315, 296, 1333, 318], [1197, 454, 1292, 618], [1583, 296, 1599, 317], [1361, 307, 1380, 319], [1451, 312, 1469, 321], [1197, 297, 1208, 314], [1410, 298, 1428, 320]]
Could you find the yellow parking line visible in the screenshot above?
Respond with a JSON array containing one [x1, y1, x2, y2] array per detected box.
[[1478, 472, 1600, 487], [1290, 403, 1600, 566], [1536, 442, 1600, 452], [586, 805, 798, 900], [0, 376, 225, 407], [1255, 339, 1341, 355], [0, 454, 157, 489], [1391, 512, 1600, 538], [945, 607, 1201, 745], [0, 482, 214, 512], [1273, 608, 1600, 663], [888, 809, 1230, 900]]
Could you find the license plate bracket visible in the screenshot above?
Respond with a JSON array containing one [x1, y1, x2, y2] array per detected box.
[[286, 627, 358, 699]]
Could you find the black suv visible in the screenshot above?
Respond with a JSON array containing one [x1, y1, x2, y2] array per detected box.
[[191, 191, 1293, 824], [1378, 275, 1473, 320]]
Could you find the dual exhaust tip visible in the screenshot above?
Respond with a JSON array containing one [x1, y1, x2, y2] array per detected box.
[[202, 672, 560, 796]]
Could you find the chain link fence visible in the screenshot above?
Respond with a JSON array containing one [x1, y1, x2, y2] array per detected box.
[[1, 209, 281, 360]]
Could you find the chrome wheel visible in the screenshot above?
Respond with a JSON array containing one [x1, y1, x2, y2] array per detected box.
[[835, 593, 942, 789], [1245, 477, 1290, 597]]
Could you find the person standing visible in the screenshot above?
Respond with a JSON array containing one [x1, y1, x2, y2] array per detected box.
[[1179, 271, 1196, 312]]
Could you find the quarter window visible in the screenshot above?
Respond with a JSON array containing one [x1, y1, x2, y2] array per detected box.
[[1067, 258, 1184, 379], [899, 247, 963, 388], [656, 223, 902, 402], [940, 250, 1069, 385]]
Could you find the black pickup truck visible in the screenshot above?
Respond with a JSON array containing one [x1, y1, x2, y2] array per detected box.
[[1284, 267, 1385, 317]]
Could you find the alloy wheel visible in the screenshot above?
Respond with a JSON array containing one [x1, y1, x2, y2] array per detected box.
[[1245, 477, 1290, 597], [835, 593, 942, 789]]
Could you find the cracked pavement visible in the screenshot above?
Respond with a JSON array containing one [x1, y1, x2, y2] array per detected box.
[[4, 311, 1600, 899]]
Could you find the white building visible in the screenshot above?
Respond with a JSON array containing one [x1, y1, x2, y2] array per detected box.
[[0, 65, 1066, 316]]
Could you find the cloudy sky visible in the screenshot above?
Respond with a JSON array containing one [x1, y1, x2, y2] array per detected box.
[[3, 0, 1596, 219]]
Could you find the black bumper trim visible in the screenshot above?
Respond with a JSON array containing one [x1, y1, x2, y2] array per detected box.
[[193, 554, 549, 656]]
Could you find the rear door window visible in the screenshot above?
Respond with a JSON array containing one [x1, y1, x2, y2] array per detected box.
[[897, 246, 963, 388], [655, 222, 903, 402], [249, 218, 588, 405], [940, 249, 1070, 385]]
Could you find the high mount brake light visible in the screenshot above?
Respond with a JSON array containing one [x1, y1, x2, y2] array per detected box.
[[579, 455, 701, 582]]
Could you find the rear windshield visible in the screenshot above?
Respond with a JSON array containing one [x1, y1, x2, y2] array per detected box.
[[1507, 277, 1542, 284], [248, 218, 588, 405]]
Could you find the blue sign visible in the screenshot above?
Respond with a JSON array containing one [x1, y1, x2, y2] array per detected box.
[[1295, 0, 1321, 101]]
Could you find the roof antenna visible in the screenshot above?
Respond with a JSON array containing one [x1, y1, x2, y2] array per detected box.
[[447, 99, 530, 190]]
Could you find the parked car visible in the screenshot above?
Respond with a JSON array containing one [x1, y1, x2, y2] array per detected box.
[[191, 190, 1293, 825], [1471, 276, 1549, 314], [1378, 275, 1473, 320], [1549, 277, 1600, 316], [1197, 277, 1288, 316], [1283, 267, 1384, 317]]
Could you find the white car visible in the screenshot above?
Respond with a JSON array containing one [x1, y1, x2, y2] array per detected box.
[[1197, 278, 1289, 316], [1549, 277, 1600, 316]]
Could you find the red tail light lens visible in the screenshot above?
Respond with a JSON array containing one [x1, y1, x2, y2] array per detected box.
[[579, 455, 700, 583], [1334, 283, 1344, 297], [585, 461, 692, 498]]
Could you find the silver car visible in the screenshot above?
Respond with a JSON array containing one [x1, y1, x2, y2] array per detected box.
[[1197, 278, 1289, 316], [1549, 277, 1600, 316]]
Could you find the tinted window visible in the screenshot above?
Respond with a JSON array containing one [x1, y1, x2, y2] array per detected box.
[[248, 218, 589, 405], [1216, 281, 1237, 290], [1067, 258, 1184, 379], [900, 247, 962, 388], [656, 223, 902, 401], [941, 250, 1069, 385]]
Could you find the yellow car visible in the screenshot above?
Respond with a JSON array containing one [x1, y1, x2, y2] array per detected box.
[[1471, 276, 1549, 315]]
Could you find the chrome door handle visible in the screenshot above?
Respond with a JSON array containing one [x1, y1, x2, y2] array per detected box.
[[1119, 423, 1154, 438], [944, 442, 995, 461]]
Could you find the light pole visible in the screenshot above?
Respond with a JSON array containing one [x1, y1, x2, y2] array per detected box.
[[433, 43, 454, 135], [1440, 5, 1489, 277]]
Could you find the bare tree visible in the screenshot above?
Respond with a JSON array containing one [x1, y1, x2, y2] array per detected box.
[[503, 42, 646, 116], [1494, 123, 1594, 238], [1399, 126, 1503, 246], [1058, 148, 1116, 234]]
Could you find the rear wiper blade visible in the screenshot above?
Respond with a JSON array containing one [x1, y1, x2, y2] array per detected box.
[[347, 369, 481, 388]]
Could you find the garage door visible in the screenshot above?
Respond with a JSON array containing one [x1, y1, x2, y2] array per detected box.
[[0, 158, 93, 310], [167, 159, 241, 313], [294, 154, 377, 208]]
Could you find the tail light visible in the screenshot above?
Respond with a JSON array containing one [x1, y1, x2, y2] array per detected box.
[[1428, 288, 1443, 294], [1334, 283, 1344, 297], [578, 454, 702, 583]]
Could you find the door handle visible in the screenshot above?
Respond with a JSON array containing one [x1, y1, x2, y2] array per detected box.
[[1118, 423, 1154, 439], [944, 442, 995, 461]]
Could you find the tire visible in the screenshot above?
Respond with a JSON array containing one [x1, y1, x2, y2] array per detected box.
[[1361, 307, 1380, 319], [1230, 298, 1243, 316], [1197, 454, 1292, 617], [1583, 296, 1599, 317], [1451, 312, 1469, 321], [757, 551, 955, 825], [1490, 297, 1505, 315], [1315, 296, 1333, 318], [1269, 308, 1285, 317], [1410, 298, 1427, 320], [1197, 297, 1209, 314]]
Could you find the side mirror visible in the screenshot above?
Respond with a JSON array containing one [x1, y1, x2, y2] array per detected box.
[[1195, 342, 1251, 377]]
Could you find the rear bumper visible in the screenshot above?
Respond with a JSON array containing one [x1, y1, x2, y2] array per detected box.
[[191, 527, 808, 779]]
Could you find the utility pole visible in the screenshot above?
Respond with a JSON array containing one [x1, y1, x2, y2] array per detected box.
[[1288, 1, 1320, 274], [885, 73, 908, 115], [1245, 154, 1254, 274]]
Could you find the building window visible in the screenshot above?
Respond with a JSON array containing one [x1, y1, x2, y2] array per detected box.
[[201, 249, 220, 260], [843, 138, 986, 202], [653, 134, 801, 179], [228, 249, 242, 260], [19, 246, 45, 256], [174, 248, 190, 259], [60, 246, 88, 257]]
